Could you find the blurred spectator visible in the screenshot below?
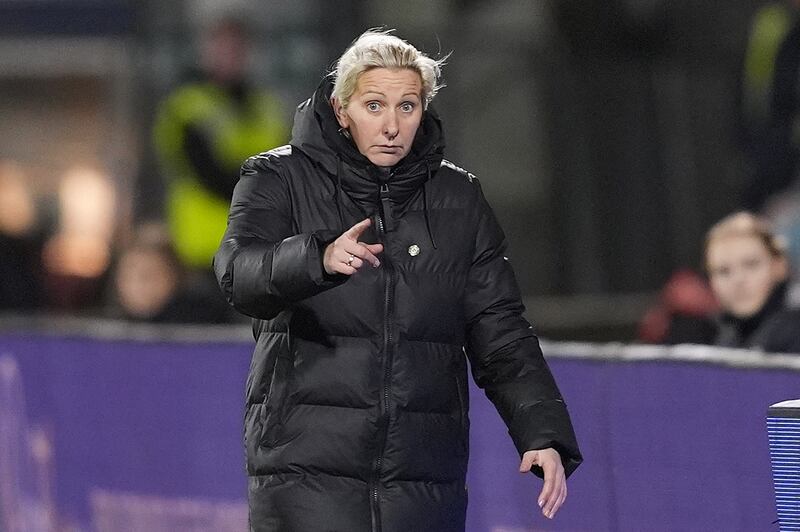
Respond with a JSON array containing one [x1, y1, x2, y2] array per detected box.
[[0, 161, 44, 311], [41, 166, 116, 313], [153, 15, 289, 272], [638, 269, 718, 345], [705, 211, 800, 352], [741, 0, 800, 210], [108, 224, 235, 324]]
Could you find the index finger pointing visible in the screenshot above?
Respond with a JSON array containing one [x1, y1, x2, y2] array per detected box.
[[345, 218, 372, 240]]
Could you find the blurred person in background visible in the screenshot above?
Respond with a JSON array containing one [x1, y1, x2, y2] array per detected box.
[[638, 268, 718, 345], [0, 161, 43, 312], [705, 211, 800, 352], [41, 166, 115, 313], [741, 0, 800, 210], [214, 30, 581, 531], [108, 224, 234, 324], [153, 15, 289, 275]]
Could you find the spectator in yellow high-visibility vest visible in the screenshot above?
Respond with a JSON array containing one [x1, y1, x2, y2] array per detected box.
[[154, 16, 288, 270]]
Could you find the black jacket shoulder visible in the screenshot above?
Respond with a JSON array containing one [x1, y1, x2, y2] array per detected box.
[[240, 145, 294, 176], [762, 308, 800, 353]]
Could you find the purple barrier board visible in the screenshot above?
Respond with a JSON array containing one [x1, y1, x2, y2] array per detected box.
[[0, 331, 796, 531]]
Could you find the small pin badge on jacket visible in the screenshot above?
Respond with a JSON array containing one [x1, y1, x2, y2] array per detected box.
[[408, 244, 420, 256]]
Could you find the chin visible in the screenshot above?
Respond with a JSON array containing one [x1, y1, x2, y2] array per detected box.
[[729, 303, 761, 319], [368, 154, 405, 167]]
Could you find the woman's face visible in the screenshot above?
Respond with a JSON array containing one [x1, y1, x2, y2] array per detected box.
[[707, 235, 787, 318], [334, 67, 424, 167]]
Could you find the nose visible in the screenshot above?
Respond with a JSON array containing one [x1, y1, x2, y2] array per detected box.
[[383, 111, 399, 140], [729, 267, 748, 287]]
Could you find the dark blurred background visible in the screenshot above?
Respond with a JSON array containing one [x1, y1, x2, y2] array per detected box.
[[2, 0, 799, 341]]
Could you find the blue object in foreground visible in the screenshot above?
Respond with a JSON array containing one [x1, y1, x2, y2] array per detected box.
[[768, 399, 800, 532]]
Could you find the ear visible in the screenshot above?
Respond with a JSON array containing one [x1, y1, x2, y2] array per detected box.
[[331, 97, 349, 129]]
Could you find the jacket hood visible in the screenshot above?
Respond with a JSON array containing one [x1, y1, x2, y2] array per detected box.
[[290, 76, 446, 222]]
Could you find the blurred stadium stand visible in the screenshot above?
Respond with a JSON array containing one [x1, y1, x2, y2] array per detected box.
[[0, 0, 788, 335]]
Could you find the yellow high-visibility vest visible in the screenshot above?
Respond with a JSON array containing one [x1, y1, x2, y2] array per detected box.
[[154, 82, 288, 269]]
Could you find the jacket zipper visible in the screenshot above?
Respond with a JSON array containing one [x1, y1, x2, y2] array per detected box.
[[370, 199, 394, 532]]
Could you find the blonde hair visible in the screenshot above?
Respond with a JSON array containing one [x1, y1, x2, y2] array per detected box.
[[331, 29, 447, 110], [704, 211, 786, 270]]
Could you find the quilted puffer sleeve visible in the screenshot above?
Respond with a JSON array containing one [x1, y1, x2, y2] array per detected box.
[[463, 180, 582, 478], [213, 154, 345, 319]]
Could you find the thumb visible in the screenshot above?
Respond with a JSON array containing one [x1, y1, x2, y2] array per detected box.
[[363, 242, 384, 255], [519, 451, 538, 473]]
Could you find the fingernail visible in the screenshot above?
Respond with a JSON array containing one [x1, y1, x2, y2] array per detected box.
[[373, 260, 380, 268], [538, 500, 544, 508]]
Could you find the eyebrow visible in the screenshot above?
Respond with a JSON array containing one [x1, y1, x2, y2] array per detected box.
[[360, 91, 420, 100]]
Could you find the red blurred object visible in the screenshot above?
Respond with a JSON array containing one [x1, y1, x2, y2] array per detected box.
[[638, 269, 719, 344]]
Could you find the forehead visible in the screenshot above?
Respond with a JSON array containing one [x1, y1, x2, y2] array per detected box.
[[354, 67, 422, 97], [707, 234, 768, 263]]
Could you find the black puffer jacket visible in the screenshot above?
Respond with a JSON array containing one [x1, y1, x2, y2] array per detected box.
[[214, 79, 582, 532]]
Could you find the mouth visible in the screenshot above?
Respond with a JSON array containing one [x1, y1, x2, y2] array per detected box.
[[376, 145, 402, 152]]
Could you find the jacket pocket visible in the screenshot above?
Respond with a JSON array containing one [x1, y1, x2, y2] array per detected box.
[[259, 333, 294, 448]]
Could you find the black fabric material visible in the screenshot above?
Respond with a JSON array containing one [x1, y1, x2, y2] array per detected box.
[[0, 233, 43, 310], [715, 282, 800, 353], [182, 80, 254, 201], [184, 124, 239, 199], [663, 314, 717, 345], [214, 80, 582, 532]]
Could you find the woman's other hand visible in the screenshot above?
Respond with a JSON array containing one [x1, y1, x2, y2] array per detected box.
[[323, 218, 383, 275], [519, 447, 566, 520]]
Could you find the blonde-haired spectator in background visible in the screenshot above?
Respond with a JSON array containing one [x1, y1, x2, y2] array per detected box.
[[705, 211, 800, 352]]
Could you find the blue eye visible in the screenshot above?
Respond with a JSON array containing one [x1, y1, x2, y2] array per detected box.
[[367, 102, 381, 112], [400, 102, 415, 112]]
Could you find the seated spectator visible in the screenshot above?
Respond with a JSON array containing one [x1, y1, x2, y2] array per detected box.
[[0, 161, 44, 311], [109, 224, 235, 324], [705, 211, 800, 352]]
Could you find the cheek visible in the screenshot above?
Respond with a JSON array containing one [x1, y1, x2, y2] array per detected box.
[[745, 263, 774, 288], [402, 116, 422, 139], [347, 111, 376, 135]]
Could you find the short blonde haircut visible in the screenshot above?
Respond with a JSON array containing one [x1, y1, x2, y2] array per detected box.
[[704, 211, 786, 271], [331, 29, 446, 110]]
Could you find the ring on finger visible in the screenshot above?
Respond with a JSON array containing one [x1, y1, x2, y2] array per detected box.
[[346, 254, 355, 265]]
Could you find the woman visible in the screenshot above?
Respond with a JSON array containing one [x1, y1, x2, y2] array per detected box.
[[214, 30, 582, 531], [705, 211, 800, 352]]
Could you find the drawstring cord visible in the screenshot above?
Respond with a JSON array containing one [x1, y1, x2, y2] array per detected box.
[[422, 164, 437, 249], [335, 156, 345, 233]]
